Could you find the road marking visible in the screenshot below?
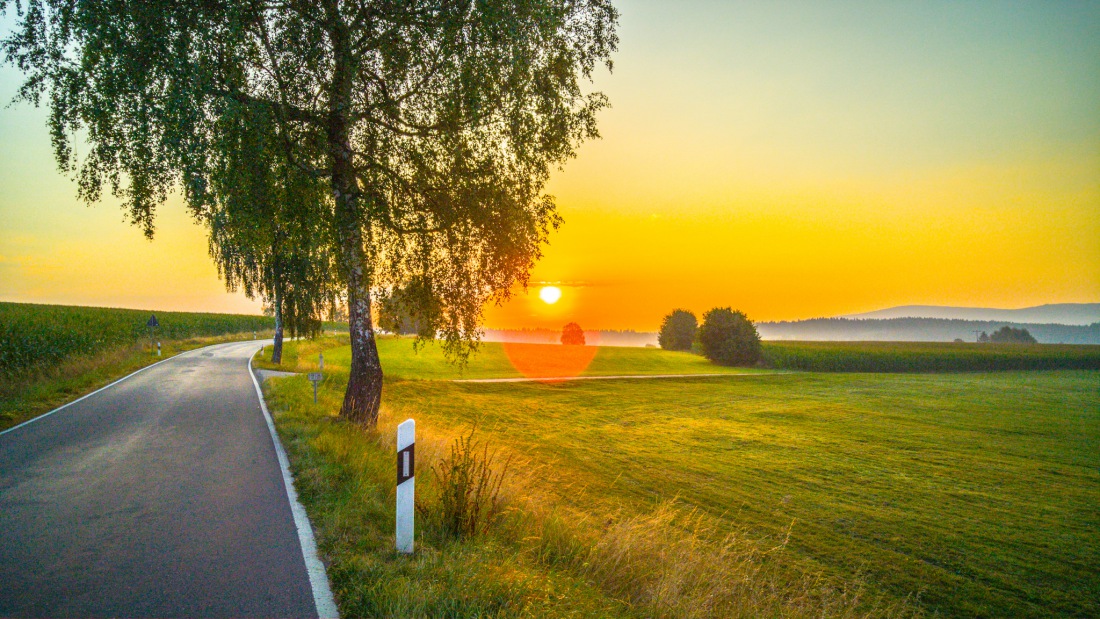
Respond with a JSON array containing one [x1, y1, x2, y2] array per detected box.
[[0, 351, 181, 437], [453, 372, 789, 384], [248, 353, 339, 619]]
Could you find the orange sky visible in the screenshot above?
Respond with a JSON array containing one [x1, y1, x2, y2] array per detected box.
[[2, 2, 1098, 331]]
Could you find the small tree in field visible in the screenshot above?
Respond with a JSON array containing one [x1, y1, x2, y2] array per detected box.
[[658, 309, 697, 351], [698, 308, 762, 366], [561, 323, 586, 345]]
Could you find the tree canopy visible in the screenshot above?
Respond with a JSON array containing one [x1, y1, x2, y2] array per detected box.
[[988, 326, 1037, 344], [658, 309, 697, 351], [3, 0, 618, 425], [560, 322, 585, 345], [698, 308, 762, 367], [205, 104, 338, 362]]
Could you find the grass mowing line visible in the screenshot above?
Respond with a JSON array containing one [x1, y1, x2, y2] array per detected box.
[[0, 350, 178, 437], [247, 349, 339, 619]]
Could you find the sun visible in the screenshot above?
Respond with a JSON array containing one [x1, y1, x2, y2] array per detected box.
[[539, 286, 562, 304]]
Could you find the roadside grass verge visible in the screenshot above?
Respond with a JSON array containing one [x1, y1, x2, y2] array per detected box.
[[1, 333, 270, 432], [263, 369, 917, 618]]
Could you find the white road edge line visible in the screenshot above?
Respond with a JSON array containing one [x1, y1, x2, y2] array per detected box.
[[0, 346, 188, 437], [248, 351, 339, 619]]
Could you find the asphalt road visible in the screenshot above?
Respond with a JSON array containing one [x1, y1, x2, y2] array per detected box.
[[0, 340, 326, 618]]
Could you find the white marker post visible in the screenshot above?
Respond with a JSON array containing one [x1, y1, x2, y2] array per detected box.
[[319, 352, 324, 370], [396, 419, 415, 554]]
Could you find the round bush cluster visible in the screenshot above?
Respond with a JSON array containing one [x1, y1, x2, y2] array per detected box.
[[698, 308, 762, 366]]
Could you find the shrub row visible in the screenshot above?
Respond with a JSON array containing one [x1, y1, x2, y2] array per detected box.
[[0, 302, 275, 378], [762, 340, 1100, 373]]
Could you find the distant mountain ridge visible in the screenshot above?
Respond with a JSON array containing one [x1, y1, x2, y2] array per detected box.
[[843, 304, 1100, 326]]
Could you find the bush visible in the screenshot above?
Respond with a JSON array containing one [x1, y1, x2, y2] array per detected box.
[[561, 322, 585, 345], [698, 308, 762, 366], [658, 309, 697, 351]]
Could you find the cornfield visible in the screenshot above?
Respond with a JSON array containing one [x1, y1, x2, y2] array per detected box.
[[0, 302, 274, 379], [762, 340, 1100, 372]]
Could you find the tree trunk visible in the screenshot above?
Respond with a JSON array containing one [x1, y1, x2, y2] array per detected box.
[[338, 232, 383, 425], [328, 20, 383, 426], [272, 293, 284, 365]]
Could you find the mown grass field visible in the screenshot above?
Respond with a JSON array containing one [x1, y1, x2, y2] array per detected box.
[[256, 335, 762, 379], [262, 337, 1099, 618]]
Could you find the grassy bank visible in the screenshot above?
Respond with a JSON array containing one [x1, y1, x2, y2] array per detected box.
[[262, 337, 1098, 617]]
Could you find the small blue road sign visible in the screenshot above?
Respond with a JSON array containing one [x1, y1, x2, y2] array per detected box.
[[146, 314, 159, 328]]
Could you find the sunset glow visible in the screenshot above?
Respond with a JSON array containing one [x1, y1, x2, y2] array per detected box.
[[1, 3, 1097, 329]]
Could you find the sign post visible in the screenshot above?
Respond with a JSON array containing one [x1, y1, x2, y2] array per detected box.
[[146, 314, 159, 355], [307, 372, 322, 403], [396, 419, 415, 554], [319, 352, 324, 370]]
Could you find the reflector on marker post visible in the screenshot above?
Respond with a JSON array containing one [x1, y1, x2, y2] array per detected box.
[[396, 418, 415, 554]]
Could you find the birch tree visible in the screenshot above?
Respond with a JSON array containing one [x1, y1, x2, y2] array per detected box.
[[2, 0, 618, 425]]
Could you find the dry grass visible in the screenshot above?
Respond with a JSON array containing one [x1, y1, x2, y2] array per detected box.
[[530, 501, 920, 619]]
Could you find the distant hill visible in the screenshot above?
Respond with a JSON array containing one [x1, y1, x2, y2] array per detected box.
[[844, 304, 1100, 326], [757, 317, 1100, 344]]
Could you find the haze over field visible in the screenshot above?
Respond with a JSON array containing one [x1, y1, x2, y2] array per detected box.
[[1, 2, 1097, 329]]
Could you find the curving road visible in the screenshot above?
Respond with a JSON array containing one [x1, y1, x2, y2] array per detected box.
[[0, 340, 333, 618]]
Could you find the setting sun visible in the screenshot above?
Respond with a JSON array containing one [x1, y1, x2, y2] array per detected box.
[[539, 286, 562, 304]]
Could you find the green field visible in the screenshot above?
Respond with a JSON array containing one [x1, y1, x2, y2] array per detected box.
[[0, 302, 278, 379], [763, 340, 1100, 372], [261, 337, 1099, 618], [257, 335, 1100, 377], [0, 302, 286, 431], [255, 335, 762, 379]]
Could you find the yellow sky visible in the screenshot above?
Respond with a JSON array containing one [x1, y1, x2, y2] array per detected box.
[[2, 1, 1098, 330]]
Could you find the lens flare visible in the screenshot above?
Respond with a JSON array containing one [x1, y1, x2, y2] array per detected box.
[[539, 286, 562, 304], [501, 330, 601, 381]]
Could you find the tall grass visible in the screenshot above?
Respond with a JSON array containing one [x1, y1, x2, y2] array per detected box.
[[432, 429, 514, 538]]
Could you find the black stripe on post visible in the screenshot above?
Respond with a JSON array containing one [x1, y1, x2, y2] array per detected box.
[[397, 443, 415, 485]]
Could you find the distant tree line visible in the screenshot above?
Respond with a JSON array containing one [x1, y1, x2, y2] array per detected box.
[[755, 317, 1099, 344]]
